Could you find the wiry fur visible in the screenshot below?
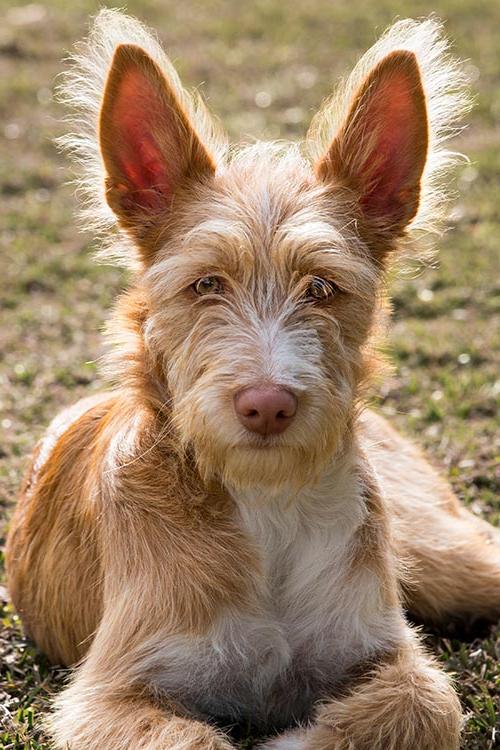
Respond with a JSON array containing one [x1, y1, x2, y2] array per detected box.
[[6, 10, 499, 750], [278, 638, 463, 750]]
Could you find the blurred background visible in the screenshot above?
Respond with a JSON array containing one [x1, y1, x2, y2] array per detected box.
[[0, 1, 498, 748]]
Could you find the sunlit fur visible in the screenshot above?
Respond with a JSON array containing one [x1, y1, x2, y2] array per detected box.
[[58, 11, 471, 255], [307, 17, 472, 238], [55, 10, 472, 489], [6, 10, 499, 750], [57, 8, 227, 252]]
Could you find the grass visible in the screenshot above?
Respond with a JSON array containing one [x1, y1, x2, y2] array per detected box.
[[0, 0, 498, 747]]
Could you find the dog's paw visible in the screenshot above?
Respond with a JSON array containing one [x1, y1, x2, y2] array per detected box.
[[257, 728, 309, 750]]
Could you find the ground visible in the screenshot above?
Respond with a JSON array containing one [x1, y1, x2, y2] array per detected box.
[[0, 0, 498, 747]]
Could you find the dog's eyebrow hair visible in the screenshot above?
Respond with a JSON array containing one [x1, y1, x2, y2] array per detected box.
[[181, 219, 253, 248], [179, 215, 355, 257], [269, 218, 378, 291], [274, 219, 351, 250]]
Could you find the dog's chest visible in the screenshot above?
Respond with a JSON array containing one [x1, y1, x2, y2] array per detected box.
[[151, 470, 401, 727]]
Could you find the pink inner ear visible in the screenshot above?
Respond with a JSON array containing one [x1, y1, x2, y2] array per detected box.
[[110, 68, 174, 208], [359, 73, 424, 220]]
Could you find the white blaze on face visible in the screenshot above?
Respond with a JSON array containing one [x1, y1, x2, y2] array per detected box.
[[189, 308, 330, 451], [237, 311, 324, 393]]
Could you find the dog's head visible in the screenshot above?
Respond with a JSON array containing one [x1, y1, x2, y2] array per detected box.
[[62, 12, 469, 491]]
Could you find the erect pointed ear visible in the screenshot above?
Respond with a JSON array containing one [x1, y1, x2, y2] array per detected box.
[[99, 44, 215, 242], [315, 50, 428, 243]]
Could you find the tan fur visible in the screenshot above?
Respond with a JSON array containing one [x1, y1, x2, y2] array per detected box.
[[7, 395, 110, 664], [361, 410, 500, 624], [6, 10, 498, 750], [347, 460, 400, 608], [306, 637, 463, 750]]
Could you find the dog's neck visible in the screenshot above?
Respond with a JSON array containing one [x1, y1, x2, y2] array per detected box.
[[227, 438, 367, 536]]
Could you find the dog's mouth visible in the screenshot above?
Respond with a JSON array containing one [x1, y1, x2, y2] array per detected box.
[[234, 433, 289, 450]]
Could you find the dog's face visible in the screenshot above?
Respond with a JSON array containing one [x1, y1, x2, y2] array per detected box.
[[98, 44, 428, 490], [144, 156, 380, 490]]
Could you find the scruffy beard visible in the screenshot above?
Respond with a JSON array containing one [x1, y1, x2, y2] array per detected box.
[[178, 415, 348, 495], [216, 444, 337, 494], [170, 362, 355, 494]]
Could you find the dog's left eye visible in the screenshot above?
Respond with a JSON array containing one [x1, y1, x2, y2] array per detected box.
[[304, 277, 338, 302], [193, 276, 224, 295]]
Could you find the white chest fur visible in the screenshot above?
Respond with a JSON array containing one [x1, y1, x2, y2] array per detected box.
[[150, 457, 405, 728]]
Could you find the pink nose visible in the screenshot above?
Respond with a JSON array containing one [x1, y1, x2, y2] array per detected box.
[[234, 386, 297, 437]]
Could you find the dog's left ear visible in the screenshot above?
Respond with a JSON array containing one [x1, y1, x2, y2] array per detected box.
[[100, 43, 215, 247], [315, 50, 428, 245]]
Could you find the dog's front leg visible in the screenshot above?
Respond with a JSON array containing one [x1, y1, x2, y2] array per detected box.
[[50, 646, 234, 750], [47, 511, 244, 750], [262, 635, 462, 750]]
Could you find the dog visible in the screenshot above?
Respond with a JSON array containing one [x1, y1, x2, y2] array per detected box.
[[6, 10, 500, 749]]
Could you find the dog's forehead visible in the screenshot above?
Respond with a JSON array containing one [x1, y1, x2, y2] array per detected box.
[[180, 146, 354, 260], [154, 144, 373, 294], [214, 145, 321, 230]]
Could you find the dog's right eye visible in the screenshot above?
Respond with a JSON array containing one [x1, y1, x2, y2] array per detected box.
[[304, 277, 339, 302], [193, 276, 224, 296]]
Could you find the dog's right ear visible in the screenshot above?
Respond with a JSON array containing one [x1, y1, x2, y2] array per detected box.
[[314, 50, 428, 246], [99, 44, 215, 247], [306, 19, 471, 260]]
